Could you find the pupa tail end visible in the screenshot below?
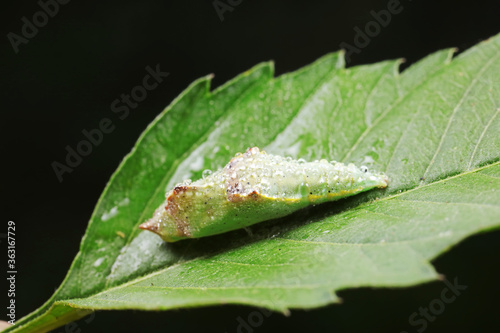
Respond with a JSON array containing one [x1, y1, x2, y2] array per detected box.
[[139, 220, 161, 234]]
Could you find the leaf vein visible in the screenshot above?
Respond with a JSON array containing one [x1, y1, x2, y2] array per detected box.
[[422, 52, 500, 179]]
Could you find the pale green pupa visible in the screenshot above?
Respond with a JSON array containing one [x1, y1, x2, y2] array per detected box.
[[139, 147, 388, 242]]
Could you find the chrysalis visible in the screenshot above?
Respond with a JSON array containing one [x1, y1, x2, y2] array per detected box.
[[139, 147, 388, 242]]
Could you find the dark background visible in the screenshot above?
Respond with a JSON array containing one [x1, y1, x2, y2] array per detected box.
[[2, 0, 500, 332]]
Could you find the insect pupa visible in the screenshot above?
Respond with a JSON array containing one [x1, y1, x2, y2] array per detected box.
[[139, 147, 388, 242]]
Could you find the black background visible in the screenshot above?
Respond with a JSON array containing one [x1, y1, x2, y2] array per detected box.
[[2, 0, 500, 332]]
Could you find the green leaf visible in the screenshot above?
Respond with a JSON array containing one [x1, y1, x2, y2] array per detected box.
[[8, 34, 500, 333]]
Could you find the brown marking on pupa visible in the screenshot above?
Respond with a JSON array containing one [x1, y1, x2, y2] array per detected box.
[[245, 147, 260, 156], [166, 185, 194, 211], [174, 218, 191, 237], [225, 147, 265, 203], [248, 190, 260, 199], [227, 189, 262, 203], [139, 220, 160, 233], [164, 185, 196, 237], [173, 185, 190, 194], [225, 147, 260, 172], [225, 163, 243, 200]]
